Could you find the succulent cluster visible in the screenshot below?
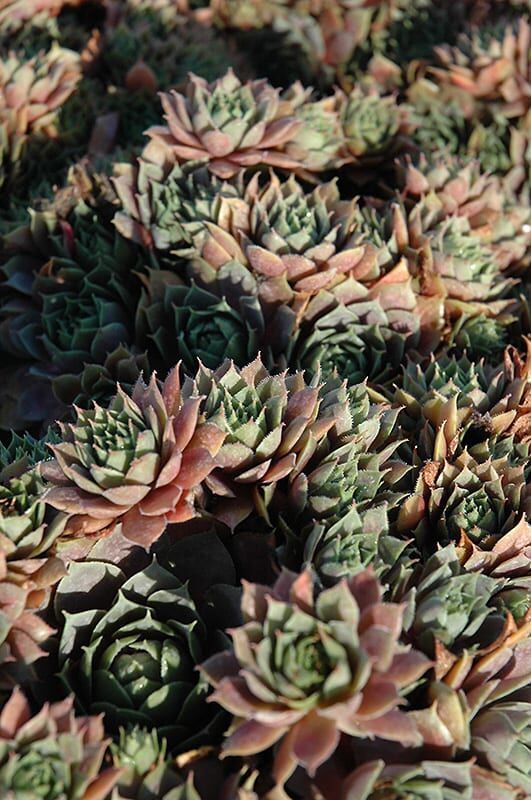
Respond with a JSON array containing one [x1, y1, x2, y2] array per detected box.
[[0, 0, 530, 798]]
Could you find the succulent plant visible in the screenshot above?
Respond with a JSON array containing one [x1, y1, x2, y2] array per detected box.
[[289, 277, 418, 386], [342, 758, 519, 800], [143, 69, 303, 179], [135, 271, 264, 374], [471, 687, 531, 795], [0, 550, 65, 683], [190, 172, 373, 320], [201, 568, 430, 789], [111, 727, 186, 799], [449, 313, 512, 361], [42, 366, 225, 548], [0, 427, 65, 561], [52, 345, 150, 410], [189, 357, 347, 525], [0, 687, 120, 800], [398, 450, 530, 553], [338, 86, 410, 168], [113, 159, 248, 253], [55, 558, 227, 751], [397, 544, 507, 658], [432, 17, 531, 120]]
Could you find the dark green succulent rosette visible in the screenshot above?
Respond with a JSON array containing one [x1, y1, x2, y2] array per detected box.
[[449, 314, 512, 362], [52, 345, 150, 410], [135, 270, 264, 374], [0, 201, 142, 429], [55, 559, 227, 751]]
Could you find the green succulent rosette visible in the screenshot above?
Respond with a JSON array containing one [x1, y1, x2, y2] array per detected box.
[[289, 278, 417, 387], [0, 201, 141, 392], [450, 314, 512, 362], [0, 428, 64, 560], [398, 544, 507, 658], [55, 559, 227, 751], [398, 450, 529, 553], [189, 357, 350, 525], [339, 88, 408, 165], [113, 159, 247, 254], [135, 271, 263, 374], [111, 726, 201, 800]]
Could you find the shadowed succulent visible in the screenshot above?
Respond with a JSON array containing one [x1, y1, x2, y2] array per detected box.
[[0, 551, 65, 684], [201, 568, 430, 790], [449, 314, 512, 362], [289, 277, 418, 386], [190, 171, 372, 318], [143, 69, 303, 178], [55, 559, 227, 752], [52, 345, 150, 410], [135, 271, 264, 374], [0, 687, 120, 800], [471, 687, 531, 795], [42, 366, 225, 548], [0, 427, 63, 561], [342, 758, 519, 800]]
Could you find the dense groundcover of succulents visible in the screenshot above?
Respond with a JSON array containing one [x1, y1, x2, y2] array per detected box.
[[1, 0, 531, 797]]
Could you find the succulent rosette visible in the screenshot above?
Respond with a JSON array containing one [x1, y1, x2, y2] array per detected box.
[[201, 568, 431, 788], [143, 69, 303, 179], [52, 345, 150, 410], [396, 544, 507, 658], [399, 448, 531, 554], [112, 159, 248, 253], [0, 428, 63, 561], [190, 171, 372, 320], [188, 357, 348, 525], [55, 559, 227, 751], [42, 367, 225, 547], [0, 687, 120, 800], [0, 551, 65, 684], [289, 277, 418, 386], [135, 271, 264, 374], [338, 86, 410, 168], [342, 758, 517, 799]]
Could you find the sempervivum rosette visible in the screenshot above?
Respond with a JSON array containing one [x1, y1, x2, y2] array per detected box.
[[398, 450, 531, 553], [342, 758, 519, 799], [188, 357, 349, 525], [143, 69, 303, 179], [338, 86, 412, 173], [289, 277, 419, 387], [135, 271, 264, 374], [55, 559, 227, 752], [190, 171, 372, 319], [396, 544, 507, 659], [0, 687, 120, 800], [201, 568, 431, 790], [112, 159, 249, 254], [42, 367, 225, 548], [0, 428, 66, 563]]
